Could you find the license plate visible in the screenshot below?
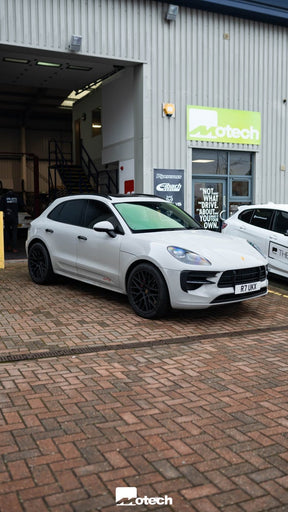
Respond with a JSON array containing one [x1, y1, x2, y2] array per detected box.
[[235, 282, 261, 294]]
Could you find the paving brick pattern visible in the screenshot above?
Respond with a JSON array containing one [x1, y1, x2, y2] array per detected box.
[[0, 262, 287, 356], [0, 261, 288, 511]]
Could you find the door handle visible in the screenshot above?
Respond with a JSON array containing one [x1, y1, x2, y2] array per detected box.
[[77, 235, 87, 241], [269, 235, 277, 241], [45, 228, 54, 233], [239, 226, 246, 231]]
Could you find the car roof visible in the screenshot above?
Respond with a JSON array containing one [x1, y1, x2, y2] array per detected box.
[[237, 203, 288, 212], [48, 194, 166, 207], [109, 194, 166, 203]]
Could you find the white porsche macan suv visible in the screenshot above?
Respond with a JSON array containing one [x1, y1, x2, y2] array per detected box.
[[26, 194, 268, 318]]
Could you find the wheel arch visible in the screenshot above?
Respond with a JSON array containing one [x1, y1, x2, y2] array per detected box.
[[27, 237, 52, 258], [27, 239, 55, 284], [125, 259, 170, 300]]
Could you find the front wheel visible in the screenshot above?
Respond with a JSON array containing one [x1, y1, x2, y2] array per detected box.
[[127, 263, 170, 319], [28, 242, 54, 284]]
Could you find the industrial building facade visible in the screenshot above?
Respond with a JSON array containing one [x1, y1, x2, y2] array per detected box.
[[0, 0, 288, 227]]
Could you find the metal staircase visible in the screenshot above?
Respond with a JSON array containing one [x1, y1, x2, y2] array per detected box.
[[48, 139, 118, 200]]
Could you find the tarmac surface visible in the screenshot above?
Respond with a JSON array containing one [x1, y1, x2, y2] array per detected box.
[[1, 256, 288, 512]]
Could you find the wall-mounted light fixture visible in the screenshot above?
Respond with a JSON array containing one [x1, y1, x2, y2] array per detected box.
[[69, 35, 82, 52], [163, 103, 175, 118], [165, 4, 179, 21]]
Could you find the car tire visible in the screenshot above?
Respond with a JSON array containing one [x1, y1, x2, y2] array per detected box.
[[127, 263, 170, 319], [28, 242, 54, 284]]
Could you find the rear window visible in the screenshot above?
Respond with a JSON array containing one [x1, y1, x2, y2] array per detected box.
[[239, 209, 254, 224]]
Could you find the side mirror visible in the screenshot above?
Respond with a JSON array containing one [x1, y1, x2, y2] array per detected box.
[[93, 221, 116, 238]]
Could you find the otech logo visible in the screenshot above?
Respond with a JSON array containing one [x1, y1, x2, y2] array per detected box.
[[187, 105, 261, 145], [115, 487, 173, 506]]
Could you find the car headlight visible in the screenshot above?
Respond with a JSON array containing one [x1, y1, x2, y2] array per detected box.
[[167, 246, 211, 265]]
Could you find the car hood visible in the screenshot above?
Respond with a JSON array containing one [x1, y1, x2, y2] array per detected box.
[[123, 229, 267, 269]]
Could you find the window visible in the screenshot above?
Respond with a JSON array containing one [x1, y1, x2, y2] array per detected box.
[[192, 149, 228, 175], [230, 152, 252, 176], [250, 209, 274, 230], [273, 210, 288, 235], [239, 209, 254, 224], [115, 201, 200, 232], [231, 180, 250, 198], [83, 200, 115, 228], [92, 108, 102, 137], [192, 148, 254, 224], [83, 200, 123, 233], [48, 199, 86, 226]]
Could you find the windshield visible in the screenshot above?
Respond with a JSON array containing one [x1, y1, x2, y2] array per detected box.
[[114, 201, 201, 232]]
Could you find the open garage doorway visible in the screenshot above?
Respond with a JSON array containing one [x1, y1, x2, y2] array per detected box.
[[0, 45, 131, 213], [0, 45, 139, 258]]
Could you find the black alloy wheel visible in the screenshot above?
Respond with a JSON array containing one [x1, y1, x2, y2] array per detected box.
[[127, 263, 169, 319], [28, 242, 54, 284]]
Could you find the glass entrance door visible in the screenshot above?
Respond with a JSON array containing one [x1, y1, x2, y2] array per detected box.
[[193, 179, 227, 231]]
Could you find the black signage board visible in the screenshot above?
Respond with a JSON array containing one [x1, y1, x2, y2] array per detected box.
[[153, 169, 184, 208]]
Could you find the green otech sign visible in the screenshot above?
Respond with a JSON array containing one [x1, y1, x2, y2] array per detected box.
[[187, 106, 261, 145]]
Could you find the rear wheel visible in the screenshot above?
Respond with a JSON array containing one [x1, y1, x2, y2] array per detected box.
[[127, 263, 170, 319], [28, 242, 54, 284]]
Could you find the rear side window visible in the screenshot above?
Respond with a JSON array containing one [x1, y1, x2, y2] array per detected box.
[[250, 208, 274, 230], [273, 210, 288, 235], [238, 209, 254, 224], [48, 199, 86, 226]]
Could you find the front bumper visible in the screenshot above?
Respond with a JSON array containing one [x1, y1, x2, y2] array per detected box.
[[164, 265, 268, 309]]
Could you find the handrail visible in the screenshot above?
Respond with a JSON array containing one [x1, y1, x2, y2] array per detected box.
[[80, 142, 118, 193], [48, 139, 118, 196], [98, 169, 118, 194], [79, 142, 99, 190], [48, 139, 73, 198]]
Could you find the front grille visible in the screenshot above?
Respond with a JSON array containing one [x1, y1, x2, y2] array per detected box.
[[218, 266, 267, 288], [180, 271, 217, 292], [211, 287, 268, 304]]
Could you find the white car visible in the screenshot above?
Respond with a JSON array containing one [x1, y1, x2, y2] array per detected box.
[[222, 203, 288, 279], [26, 194, 268, 318]]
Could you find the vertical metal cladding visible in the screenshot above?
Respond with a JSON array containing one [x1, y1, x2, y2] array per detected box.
[[0, 0, 287, 201], [146, 6, 288, 202], [0, 0, 148, 61]]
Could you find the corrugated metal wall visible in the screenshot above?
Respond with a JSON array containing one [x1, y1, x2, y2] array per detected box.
[[146, 5, 288, 203], [0, 0, 288, 203], [0, 0, 148, 62]]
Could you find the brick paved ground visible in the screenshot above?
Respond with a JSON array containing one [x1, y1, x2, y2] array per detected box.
[[0, 261, 288, 511]]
